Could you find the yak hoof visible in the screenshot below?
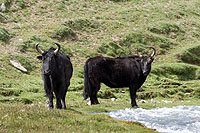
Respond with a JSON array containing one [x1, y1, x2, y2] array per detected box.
[[48, 106, 53, 109], [91, 102, 100, 105], [49, 102, 54, 109], [56, 106, 62, 109], [131, 104, 138, 108]]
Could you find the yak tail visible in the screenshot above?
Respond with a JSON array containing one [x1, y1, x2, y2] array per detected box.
[[83, 60, 91, 100]]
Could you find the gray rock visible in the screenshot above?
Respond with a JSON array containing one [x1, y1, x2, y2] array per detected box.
[[10, 60, 27, 73]]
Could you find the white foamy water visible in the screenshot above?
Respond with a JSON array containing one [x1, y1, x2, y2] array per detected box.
[[103, 106, 200, 133]]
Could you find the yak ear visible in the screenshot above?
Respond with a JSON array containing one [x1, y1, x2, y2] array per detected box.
[[37, 56, 42, 60]]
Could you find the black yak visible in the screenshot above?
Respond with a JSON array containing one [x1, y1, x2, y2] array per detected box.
[[36, 43, 73, 109], [83, 47, 155, 107]]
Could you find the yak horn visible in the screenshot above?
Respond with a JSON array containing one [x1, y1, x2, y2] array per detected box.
[[35, 43, 44, 54], [149, 46, 156, 57], [54, 42, 61, 55]]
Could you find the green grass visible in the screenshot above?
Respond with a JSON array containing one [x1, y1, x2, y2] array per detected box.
[[0, 103, 156, 133], [0, 0, 200, 132], [0, 28, 12, 43]]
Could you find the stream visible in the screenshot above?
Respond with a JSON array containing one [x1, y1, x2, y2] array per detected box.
[[102, 106, 200, 133]]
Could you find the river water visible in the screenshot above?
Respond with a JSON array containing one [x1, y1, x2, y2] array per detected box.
[[102, 106, 200, 133]]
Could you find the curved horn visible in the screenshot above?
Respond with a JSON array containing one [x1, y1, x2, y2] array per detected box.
[[35, 43, 44, 54], [54, 42, 61, 55], [149, 46, 156, 57]]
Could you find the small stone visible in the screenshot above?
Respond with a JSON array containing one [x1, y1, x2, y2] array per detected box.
[[162, 100, 173, 103], [111, 98, 116, 101], [150, 99, 154, 103], [121, 89, 125, 93], [139, 99, 146, 103], [87, 101, 91, 105], [1, 3, 6, 12]]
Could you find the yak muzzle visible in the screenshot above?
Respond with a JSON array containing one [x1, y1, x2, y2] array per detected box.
[[43, 70, 51, 76], [143, 71, 148, 76]]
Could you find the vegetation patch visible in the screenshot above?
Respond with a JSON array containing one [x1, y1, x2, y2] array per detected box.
[[52, 18, 99, 41], [148, 21, 184, 39], [18, 35, 50, 52], [177, 43, 200, 66], [194, 89, 200, 99], [0, 28, 12, 43], [60, 45, 73, 57], [109, 0, 130, 2], [137, 91, 169, 100], [98, 31, 178, 57], [70, 83, 84, 91], [27, 88, 39, 93], [16, 0, 27, 10], [66, 18, 99, 31], [98, 90, 117, 99], [53, 23, 78, 41], [0, 88, 22, 96], [152, 63, 200, 81], [0, 13, 7, 23], [20, 98, 33, 104], [117, 120, 147, 128], [69, 78, 84, 91]]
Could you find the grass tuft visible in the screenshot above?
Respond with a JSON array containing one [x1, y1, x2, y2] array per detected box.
[[0, 28, 12, 43], [152, 63, 200, 81], [98, 31, 178, 57], [176, 43, 200, 65]]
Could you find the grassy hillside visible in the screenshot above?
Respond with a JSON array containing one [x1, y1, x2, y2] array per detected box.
[[0, 0, 200, 132]]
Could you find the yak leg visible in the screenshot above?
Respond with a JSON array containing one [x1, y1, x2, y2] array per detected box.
[[94, 93, 99, 104], [54, 90, 62, 109], [49, 93, 54, 109], [61, 96, 66, 109], [61, 82, 70, 109], [44, 82, 54, 109], [89, 89, 95, 105], [61, 92, 67, 109], [48, 92, 54, 109], [93, 83, 100, 104], [129, 84, 140, 107], [90, 83, 100, 105], [56, 97, 62, 109], [90, 93, 99, 104]]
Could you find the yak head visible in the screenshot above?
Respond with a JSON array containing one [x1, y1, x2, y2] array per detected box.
[[140, 47, 156, 76], [36, 43, 60, 76]]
